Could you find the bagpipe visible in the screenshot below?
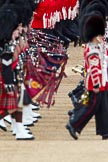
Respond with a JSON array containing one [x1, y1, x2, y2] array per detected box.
[[68, 64, 89, 110], [24, 29, 68, 107]]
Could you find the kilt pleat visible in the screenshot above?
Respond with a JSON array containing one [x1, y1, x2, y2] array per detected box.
[[0, 85, 18, 110]]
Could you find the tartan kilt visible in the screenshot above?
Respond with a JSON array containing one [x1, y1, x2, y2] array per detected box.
[[0, 83, 18, 111]]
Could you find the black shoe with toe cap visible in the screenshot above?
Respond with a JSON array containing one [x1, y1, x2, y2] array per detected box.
[[66, 123, 78, 140]]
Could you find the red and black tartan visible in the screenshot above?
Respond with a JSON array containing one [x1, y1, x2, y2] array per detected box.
[[0, 64, 18, 110]]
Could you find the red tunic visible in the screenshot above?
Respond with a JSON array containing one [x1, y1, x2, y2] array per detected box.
[[84, 42, 107, 91], [31, 0, 49, 29]]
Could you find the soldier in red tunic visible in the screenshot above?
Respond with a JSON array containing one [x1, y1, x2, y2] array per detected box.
[[66, 0, 108, 140]]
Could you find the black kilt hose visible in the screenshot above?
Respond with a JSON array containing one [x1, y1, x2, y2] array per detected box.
[[70, 91, 108, 137]]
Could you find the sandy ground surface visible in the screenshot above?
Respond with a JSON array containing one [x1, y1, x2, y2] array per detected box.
[[0, 44, 108, 162]]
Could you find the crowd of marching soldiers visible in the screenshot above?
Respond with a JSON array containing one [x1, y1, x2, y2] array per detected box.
[[2, 0, 108, 141], [0, 0, 80, 140]]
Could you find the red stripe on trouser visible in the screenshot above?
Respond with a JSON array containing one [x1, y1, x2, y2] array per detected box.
[[74, 93, 97, 128]]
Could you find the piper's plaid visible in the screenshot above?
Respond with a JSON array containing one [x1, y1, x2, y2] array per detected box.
[[0, 71, 18, 110], [0, 86, 18, 110]]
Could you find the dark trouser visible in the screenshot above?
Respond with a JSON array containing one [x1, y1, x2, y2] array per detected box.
[[95, 91, 108, 137], [70, 91, 108, 136]]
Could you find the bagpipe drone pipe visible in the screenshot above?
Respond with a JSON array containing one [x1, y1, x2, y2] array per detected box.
[[24, 29, 68, 108]]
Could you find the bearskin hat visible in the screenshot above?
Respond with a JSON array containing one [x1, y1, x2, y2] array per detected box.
[[79, 0, 107, 43], [79, 0, 92, 14], [28, 0, 37, 11], [0, 0, 9, 6], [9, 0, 33, 26], [83, 12, 105, 42], [80, 0, 108, 14], [22, 1, 33, 26], [85, 2, 106, 20], [0, 4, 19, 41]]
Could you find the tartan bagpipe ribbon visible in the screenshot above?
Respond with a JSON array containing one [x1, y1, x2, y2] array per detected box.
[[24, 57, 47, 98], [37, 47, 68, 91], [24, 56, 56, 107], [25, 30, 68, 107]]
